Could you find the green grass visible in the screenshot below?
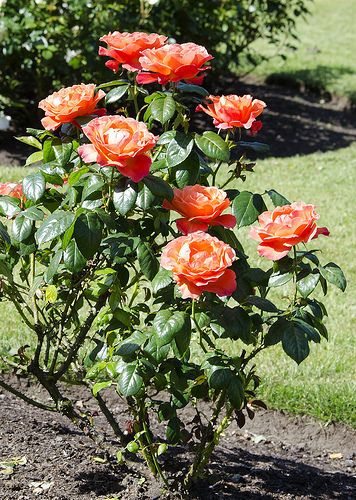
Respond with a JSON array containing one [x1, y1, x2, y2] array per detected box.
[[224, 143, 356, 427], [247, 0, 356, 104], [0, 147, 355, 427]]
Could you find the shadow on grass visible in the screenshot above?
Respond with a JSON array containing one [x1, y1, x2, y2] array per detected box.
[[192, 72, 356, 158]]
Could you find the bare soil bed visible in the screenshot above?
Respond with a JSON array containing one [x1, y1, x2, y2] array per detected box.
[[0, 377, 355, 500]]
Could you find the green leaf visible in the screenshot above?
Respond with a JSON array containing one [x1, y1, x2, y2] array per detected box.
[[264, 318, 287, 346], [297, 273, 320, 298], [113, 179, 138, 216], [152, 268, 172, 294], [63, 240, 86, 273], [227, 376, 244, 410], [195, 131, 230, 161], [74, 211, 102, 259], [209, 368, 233, 391], [68, 167, 89, 186], [36, 211, 75, 245], [166, 132, 194, 168], [144, 336, 170, 364], [166, 417, 182, 444], [293, 318, 320, 343], [153, 310, 190, 347], [117, 363, 143, 397], [232, 191, 266, 228], [82, 175, 104, 201], [39, 163, 64, 185], [92, 381, 112, 397], [177, 82, 209, 96], [97, 79, 128, 89], [0, 197, 21, 218], [150, 95, 176, 124], [143, 175, 173, 201], [22, 207, 44, 221], [237, 141, 269, 153], [0, 221, 10, 245], [157, 130, 176, 145], [245, 295, 278, 312], [136, 184, 155, 210], [22, 172, 46, 202], [175, 152, 200, 188], [45, 249, 63, 283], [268, 272, 293, 287], [267, 189, 290, 207], [25, 150, 43, 166], [53, 142, 73, 168], [16, 135, 42, 149], [282, 321, 310, 364], [319, 263, 346, 292], [137, 242, 159, 280], [45, 284, 58, 303], [105, 84, 130, 105], [12, 216, 33, 242]]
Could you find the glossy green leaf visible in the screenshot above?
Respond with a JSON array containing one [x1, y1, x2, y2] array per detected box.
[[297, 273, 320, 298], [105, 84, 130, 104], [12, 215, 33, 242], [319, 263, 346, 292], [195, 131, 230, 161], [232, 191, 266, 228], [150, 95, 176, 124], [63, 240, 86, 273], [137, 242, 159, 280], [153, 310, 190, 347], [143, 175, 173, 201], [113, 179, 138, 215], [117, 363, 143, 397], [267, 189, 290, 207], [282, 321, 310, 364], [22, 172, 46, 202], [74, 211, 102, 258], [152, 268, 172, 294], [36, 211, 75, 245], [175, 151, 200, 188], [166, 132, 194, 167]]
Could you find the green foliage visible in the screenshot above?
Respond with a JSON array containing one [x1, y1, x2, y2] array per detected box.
[[0, 0, 309, 123], [0, 34, 346, 494]]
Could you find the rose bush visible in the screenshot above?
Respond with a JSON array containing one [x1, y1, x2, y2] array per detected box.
[[0, 31, 346, 495]]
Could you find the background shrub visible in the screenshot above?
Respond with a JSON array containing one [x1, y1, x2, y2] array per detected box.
[[0, 0, 309, 126]]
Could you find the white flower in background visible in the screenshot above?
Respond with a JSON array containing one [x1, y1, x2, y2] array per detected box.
[[145, 0, 160, 5], [248, 5, 256, 13], [0, 0, 6, 8], [65, 49, 80, 63], [168, 37, 176, 44], [0, 114, 11, 131]]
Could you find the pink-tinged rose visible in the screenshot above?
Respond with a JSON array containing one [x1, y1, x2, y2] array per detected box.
[[196, 94, 266, 130], [163, 185, 236, 234], [137, 43, 213, 85], [99, 31, 167, 72], [249, 202, 330, 261], [0, 182, 23, 199], [161, 232, 237, 299], [78, 115, 158, 182], [38, 84, 106, 131]]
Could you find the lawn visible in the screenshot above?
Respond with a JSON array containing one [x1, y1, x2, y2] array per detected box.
[[246, 0, 356, 104], [1, 144, 355, 426]]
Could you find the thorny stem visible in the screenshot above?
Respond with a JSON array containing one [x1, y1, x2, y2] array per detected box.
[[0, 378, 55, 411], [30, 253, 39, 325], [94, 391, 127, 444]]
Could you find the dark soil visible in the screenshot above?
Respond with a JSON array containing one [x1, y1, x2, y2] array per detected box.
[[0, 377, 355, 499], [1, 77, 356, 169]]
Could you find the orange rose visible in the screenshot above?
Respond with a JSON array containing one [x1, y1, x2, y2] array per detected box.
[[196, 94, 266, 130], [136, 43, 213, 85], [249, 202, 330, 261], [163, 185, 236, 234], [39, 84, 106, 131], [0, 182, 23, 199], [78, 115, 158, 182], [161, 232, 237, 299], [99, 31, 167, 72]]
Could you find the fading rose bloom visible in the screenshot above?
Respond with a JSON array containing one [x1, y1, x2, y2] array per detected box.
[[161, 232, 237, 299], [249, 202, 330, 261], [0, 182, 23, 199], [39, 84, 106, 131], [196, 94, 266, 130], [99, 31, 167, 72], [137, 42, 213, 85], [78, 115, 158, 182], [248, 120, 263, 136], [163, 185, 236, 234]]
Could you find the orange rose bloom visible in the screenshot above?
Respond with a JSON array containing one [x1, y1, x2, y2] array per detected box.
[[249, 202, 330, 261], [163, 185, 236, 234], [99, 31, 167, 72], [78, 115, 158, 182], [196, 94, 266, 130], [136, 43, 213, 85], [39, 84, 106, 131], [161, 232, 237, 299], [0, 182, 23, 199]]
